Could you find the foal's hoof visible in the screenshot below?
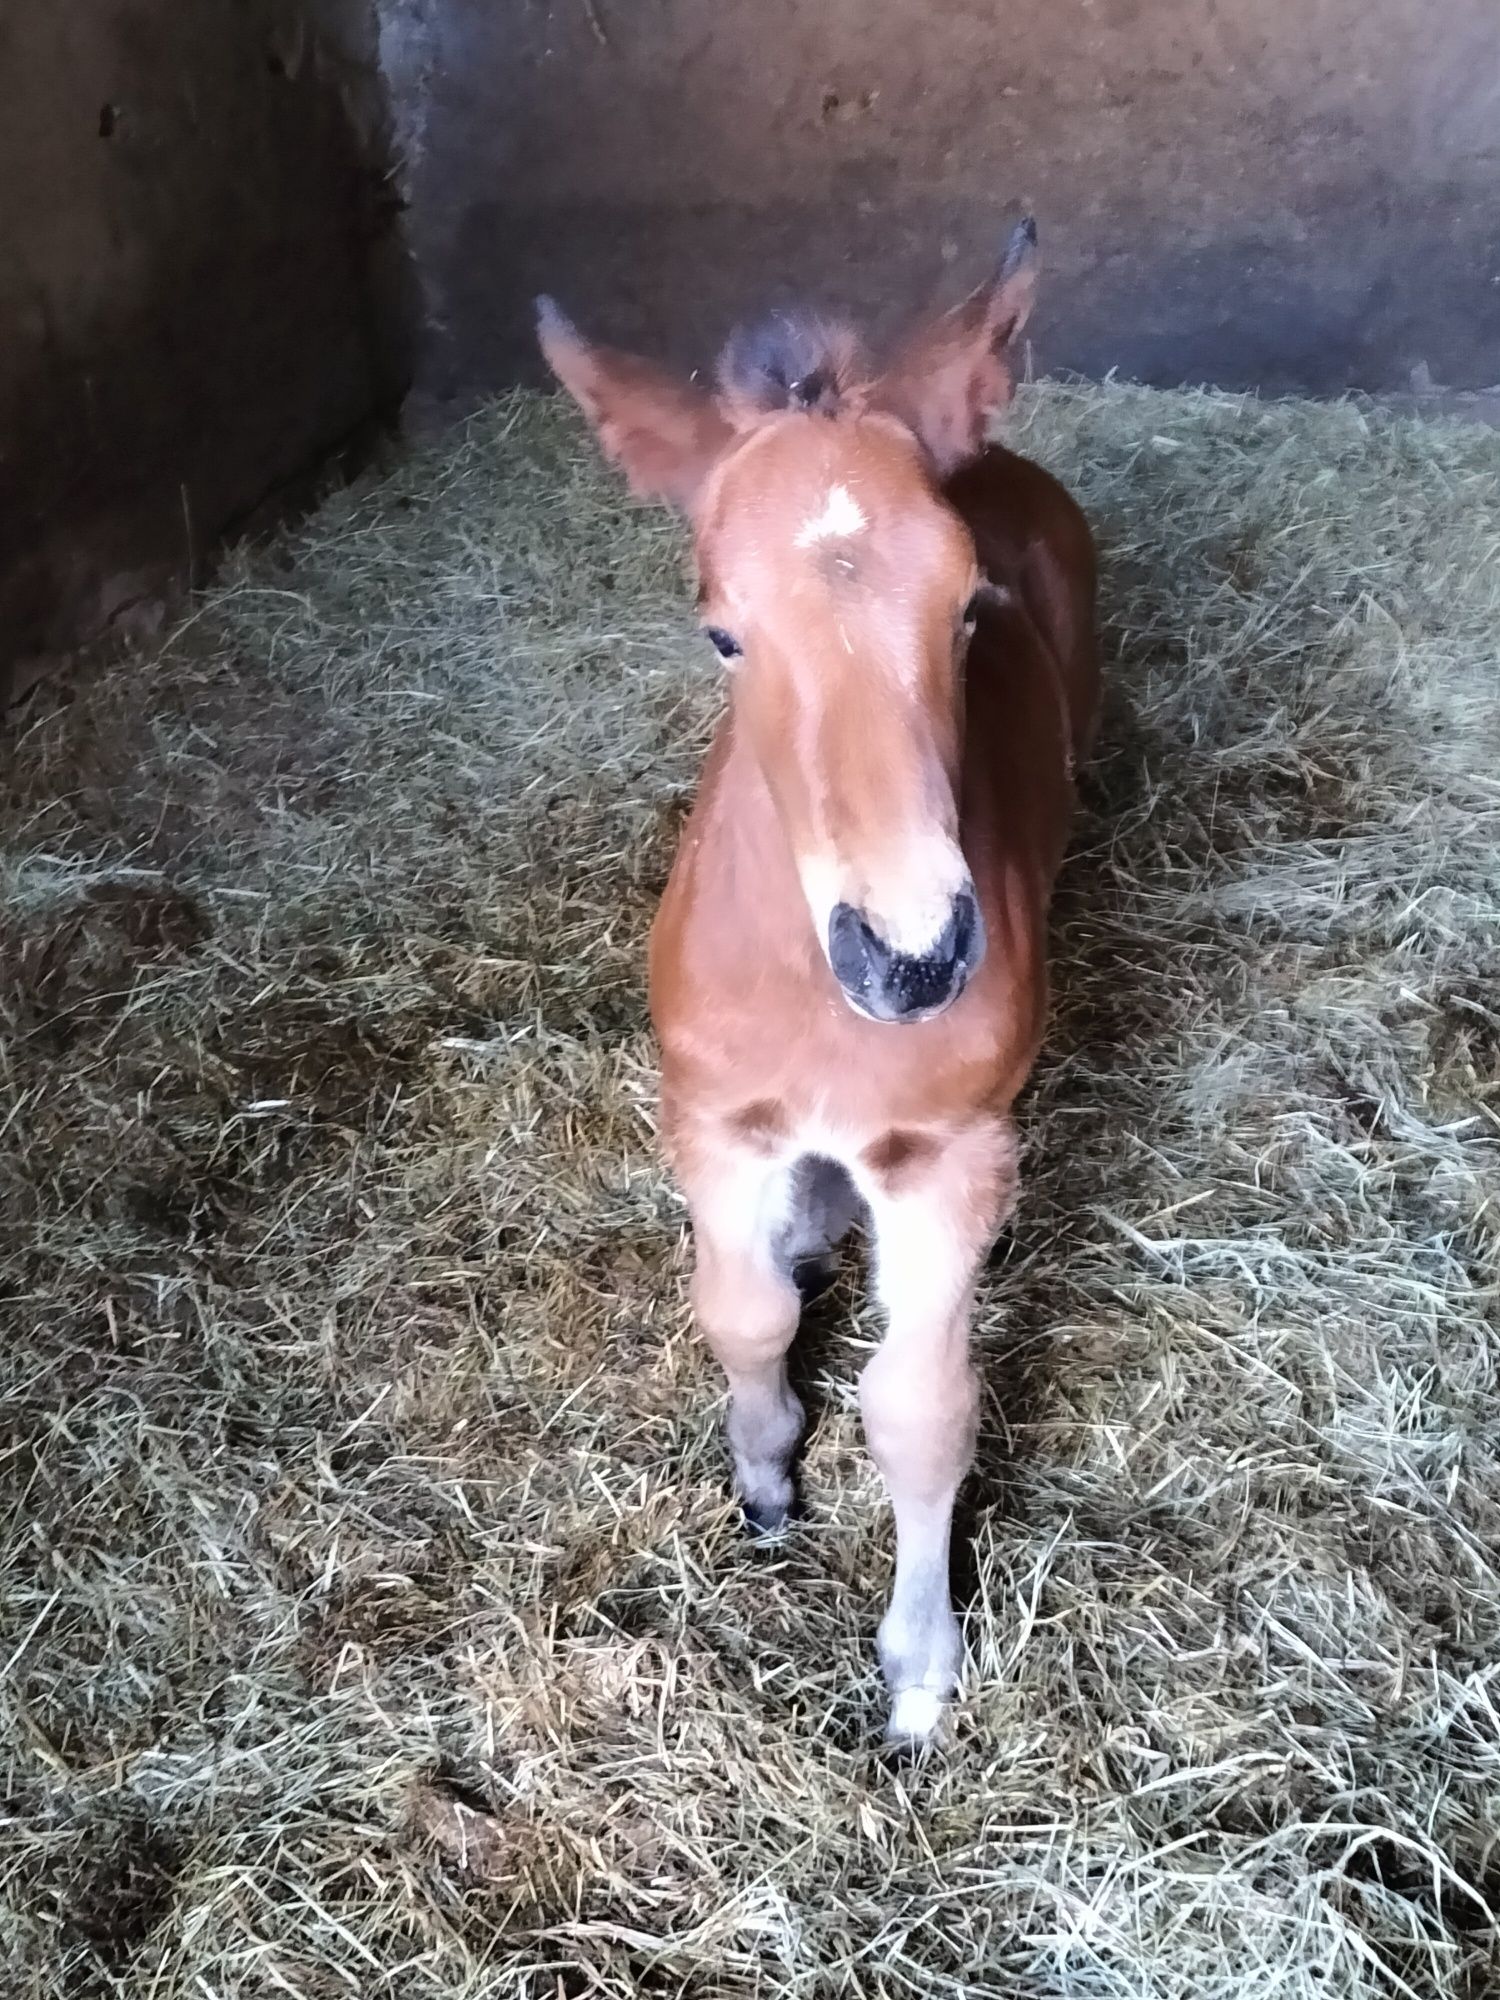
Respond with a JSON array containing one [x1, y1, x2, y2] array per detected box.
[[741, 1494, 792, 1541], [884, 1685, 947, 1746], [793, 1255, 837, 1307]]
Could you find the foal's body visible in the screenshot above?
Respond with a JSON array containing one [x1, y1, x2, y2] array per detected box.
[[541, 221, 1098, 1739], [653, 446, 1096, 1738]]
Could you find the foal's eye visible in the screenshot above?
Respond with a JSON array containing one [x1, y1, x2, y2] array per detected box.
[[961, 592, 983, 630], [703, 626, 742, 661]]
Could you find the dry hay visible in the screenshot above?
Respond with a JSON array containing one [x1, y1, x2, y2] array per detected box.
[[2, 379, 1500, 2000]]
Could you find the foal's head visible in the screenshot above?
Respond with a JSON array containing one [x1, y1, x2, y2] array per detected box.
[[539, 221, 1039, 1024]]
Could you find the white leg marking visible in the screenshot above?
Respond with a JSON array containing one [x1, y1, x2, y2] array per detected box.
[[855, 1122, 1019, 1741]]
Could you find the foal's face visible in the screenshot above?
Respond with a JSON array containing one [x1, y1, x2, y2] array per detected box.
[[695, 413, 986, 1023], [537, 217, 1041, 1023]]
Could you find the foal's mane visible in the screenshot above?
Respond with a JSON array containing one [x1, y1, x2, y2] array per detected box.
[[717, 312, 871, 420]]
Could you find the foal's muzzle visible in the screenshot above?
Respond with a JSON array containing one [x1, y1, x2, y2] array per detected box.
[[827, 892, 985, 1024]]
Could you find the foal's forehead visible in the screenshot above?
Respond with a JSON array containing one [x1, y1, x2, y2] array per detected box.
[[702, 414, 969, 580]]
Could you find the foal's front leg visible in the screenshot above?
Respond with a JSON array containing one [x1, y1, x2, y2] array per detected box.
[[857, 1121, 1019, 1742], [677, 1137, 805, 1533]]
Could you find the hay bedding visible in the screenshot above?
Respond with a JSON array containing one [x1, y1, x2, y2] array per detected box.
[[2, 381, 1499, 2000]]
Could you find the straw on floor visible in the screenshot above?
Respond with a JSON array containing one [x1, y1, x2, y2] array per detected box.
[[2, 381, 1499, 2000]]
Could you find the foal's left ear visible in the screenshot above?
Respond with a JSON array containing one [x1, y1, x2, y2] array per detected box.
[[537, 298, 733, 512], [874, 218, 1040, 476]]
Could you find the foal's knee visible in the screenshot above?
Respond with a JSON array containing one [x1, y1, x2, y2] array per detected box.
[[860, 1336, 979, 1502], [691, 1253, 799, 1374]]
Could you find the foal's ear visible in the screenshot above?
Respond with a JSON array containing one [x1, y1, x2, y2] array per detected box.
[[874, 218, 1039, 475], [536, 298, 732, 512]]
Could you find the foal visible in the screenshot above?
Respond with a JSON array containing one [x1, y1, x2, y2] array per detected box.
[[539, 221, 1098, 1741]]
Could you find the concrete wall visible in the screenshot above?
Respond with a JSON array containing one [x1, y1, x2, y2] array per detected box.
[[5, 0, 1495, 700], [0, 0, 415, 699], [392, 0, 1500, 414]]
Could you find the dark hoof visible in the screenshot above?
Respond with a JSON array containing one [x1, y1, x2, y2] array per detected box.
[[793, 1256, 836, 1307], [878, 1729, 935, 1771], [742, 1495, 792, 1540]]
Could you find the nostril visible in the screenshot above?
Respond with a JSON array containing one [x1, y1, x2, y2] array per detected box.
[[947, 890, 979, 966], [828, 902, 864, 995], [829, 902, 887, 997]]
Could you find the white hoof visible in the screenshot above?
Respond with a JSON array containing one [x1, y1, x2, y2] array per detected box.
[[884, 1684, 946, 1744]]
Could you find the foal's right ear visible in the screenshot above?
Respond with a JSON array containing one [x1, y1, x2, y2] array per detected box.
[[536, 298, 733, 512]]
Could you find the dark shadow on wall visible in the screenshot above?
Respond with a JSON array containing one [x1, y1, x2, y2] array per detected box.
[[432, 196, 1500, 409], [392, 0, 1500, 413], [0, 0, 420, 706]]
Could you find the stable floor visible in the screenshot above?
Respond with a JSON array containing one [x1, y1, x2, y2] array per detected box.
[[3, 386, 1499, 1998]]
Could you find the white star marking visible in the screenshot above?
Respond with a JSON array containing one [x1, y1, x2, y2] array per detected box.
[[794, 484, 867, 548]]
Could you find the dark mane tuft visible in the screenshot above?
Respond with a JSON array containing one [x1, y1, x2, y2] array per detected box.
[[717, 312, 869, 417]]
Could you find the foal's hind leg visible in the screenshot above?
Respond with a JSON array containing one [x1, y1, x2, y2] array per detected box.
[[780, 1157, 860, 1304], [856, 1120, 1019, 1742], [677, 1136, 805, 1533]]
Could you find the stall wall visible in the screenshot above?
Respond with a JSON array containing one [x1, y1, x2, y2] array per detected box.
[[387, 0, 1500, 412], [0, 0, 414, 698], [6, 0, 1496, 701]]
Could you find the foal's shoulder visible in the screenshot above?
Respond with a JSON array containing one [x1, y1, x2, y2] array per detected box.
[[943, 440, 1082, 528], [944, 442, 1094, 583]]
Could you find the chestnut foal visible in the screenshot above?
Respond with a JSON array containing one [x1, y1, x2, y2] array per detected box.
[[539, 220, 1098, 1741]]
